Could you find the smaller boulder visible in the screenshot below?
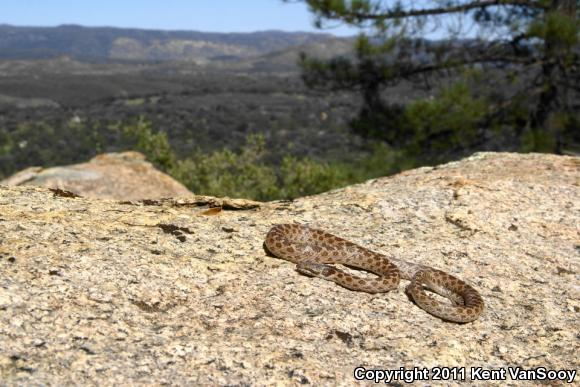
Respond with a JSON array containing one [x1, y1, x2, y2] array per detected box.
[[0, 151, 193, 200]]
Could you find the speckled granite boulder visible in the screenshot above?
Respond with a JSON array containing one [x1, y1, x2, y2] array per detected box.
[[0, 152, 577, 385], [1, 151, 193, 200]]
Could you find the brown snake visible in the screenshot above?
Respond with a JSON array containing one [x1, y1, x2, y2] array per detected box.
[[265, 224, 484, 323]]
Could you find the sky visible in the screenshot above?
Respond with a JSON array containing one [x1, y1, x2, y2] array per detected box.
[[0, 0, 360, 36]]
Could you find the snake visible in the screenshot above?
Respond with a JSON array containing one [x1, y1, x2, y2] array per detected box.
[[265, 224, 484, 323]]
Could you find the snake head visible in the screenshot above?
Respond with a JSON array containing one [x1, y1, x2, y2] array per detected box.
[[296, 262, 337, 278]]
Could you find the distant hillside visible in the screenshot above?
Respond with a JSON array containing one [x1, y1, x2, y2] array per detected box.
[[0, 24, 339, 62], [207, 37, 355, 72]]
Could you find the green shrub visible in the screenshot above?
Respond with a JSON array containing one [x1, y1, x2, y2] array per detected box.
[[279, 155, 350, 198], [170, 134, 279, 200], [0, 116, 405, 201], [116, 116, 175, 170], [402, 81, 488, 160], [170, 133, 402, 201]]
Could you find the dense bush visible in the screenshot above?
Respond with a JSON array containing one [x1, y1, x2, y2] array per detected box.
[[0, 119, 106, 178], [0, 115, 407, 200], [0, 116, 175, 179], [401, 81, 488, 162], [4, 106, 574, 201], [170, 134, 404, 201]]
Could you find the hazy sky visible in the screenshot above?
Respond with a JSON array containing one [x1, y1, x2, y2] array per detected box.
[[1, 0, 360, 36]]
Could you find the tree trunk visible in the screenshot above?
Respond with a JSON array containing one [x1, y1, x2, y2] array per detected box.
[[532, 0, 577, 153]]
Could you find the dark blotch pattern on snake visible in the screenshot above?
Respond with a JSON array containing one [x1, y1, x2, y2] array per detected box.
[[265, 224, 484, 323]]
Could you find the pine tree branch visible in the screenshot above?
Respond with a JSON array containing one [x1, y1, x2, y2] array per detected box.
[[315, 0, 548, 21], [301, 54, 540, 92], [405, 55, 540, 76]]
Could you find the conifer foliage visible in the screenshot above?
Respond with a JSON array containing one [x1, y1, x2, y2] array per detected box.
[[290, 0, 579, 156]]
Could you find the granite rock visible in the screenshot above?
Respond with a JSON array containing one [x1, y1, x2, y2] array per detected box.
[[0, 151, 193, 200], [0, 152, 578, 385]]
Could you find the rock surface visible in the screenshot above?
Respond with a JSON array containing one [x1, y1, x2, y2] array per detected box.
[[0, 152, 578, 385], [0, 151, 193, 200]]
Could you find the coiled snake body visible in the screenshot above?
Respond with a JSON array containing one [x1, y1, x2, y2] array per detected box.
[[265, 224, 484, 323]]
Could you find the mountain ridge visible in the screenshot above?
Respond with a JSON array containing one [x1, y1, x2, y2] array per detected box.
[[0, 24, 341, 62]]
